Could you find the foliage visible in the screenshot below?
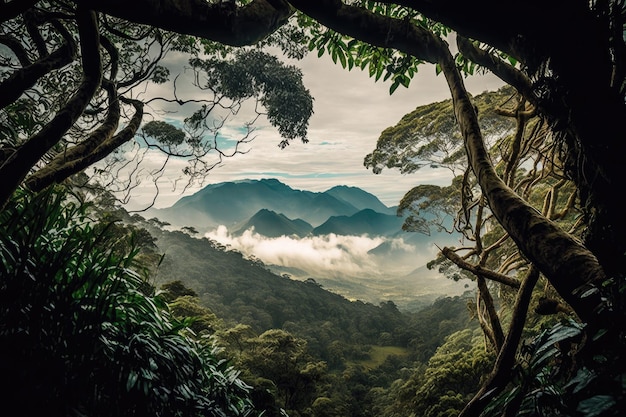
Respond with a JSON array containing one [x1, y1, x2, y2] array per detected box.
[[411, 328, 495, 417], [4, 1, 626, 416], [300, 1, 452, 95], [0, 187, 258, 417], [188, 49, 313, 148], [116, 210, 481, 417], [482, 317, 626, 417], [365, 86, 516, 177], [0, 2, 314, 208]]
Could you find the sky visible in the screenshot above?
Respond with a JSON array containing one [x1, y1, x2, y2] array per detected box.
[[120, 48, 504, 211]]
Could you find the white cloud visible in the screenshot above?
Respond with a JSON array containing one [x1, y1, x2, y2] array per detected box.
[[206, 225, 432, 279], [208, 225, 381, 275]]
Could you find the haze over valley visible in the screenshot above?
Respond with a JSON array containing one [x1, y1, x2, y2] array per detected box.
[[148, 178, 468, 309]]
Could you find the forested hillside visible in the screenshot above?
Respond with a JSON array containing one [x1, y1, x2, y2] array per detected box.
[[126, 207, 482, 416], [141, 214, 472, 353]]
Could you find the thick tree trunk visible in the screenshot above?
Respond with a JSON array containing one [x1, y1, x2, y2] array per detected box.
[[438, 47, 607, 329], [74, 0, 293, 47], [284, 0, 611, 328]]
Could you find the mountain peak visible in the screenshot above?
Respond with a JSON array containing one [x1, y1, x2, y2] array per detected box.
[[233, 208, 313, 238], [151, 178, 394, 231]]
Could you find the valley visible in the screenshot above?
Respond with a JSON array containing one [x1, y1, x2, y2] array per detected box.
[[147, 178, 469, 310]]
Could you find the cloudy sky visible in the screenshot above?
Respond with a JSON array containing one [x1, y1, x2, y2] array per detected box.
[[121, 48, 504, 211]]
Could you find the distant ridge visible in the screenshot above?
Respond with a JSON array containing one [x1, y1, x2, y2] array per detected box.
[[232, 209, 313, 238], [325, 185, 396, 215], [149, 178, 393, 233], [313, 208, 404, 236]]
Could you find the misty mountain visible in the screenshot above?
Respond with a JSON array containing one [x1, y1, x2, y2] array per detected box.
[[325, 185, 396, 215], [313, 208, 404, 236], [232, 209, 313, 238], [150, 178, 368, 231]]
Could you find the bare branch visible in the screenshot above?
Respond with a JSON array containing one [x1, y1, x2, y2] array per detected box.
[[459, 266, 541, 417], [442, 246, 521, 289]]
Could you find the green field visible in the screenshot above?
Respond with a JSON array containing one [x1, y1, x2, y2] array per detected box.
[[355, 346, 410, 369]]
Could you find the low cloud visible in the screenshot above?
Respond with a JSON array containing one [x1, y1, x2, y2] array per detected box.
[[206, 225, 425, 278]]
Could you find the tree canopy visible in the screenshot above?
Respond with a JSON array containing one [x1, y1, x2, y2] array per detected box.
[[2, 1, 626, 416]]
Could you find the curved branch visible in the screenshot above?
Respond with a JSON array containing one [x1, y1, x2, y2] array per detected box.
[[0, 6, 102, 207], [77, 0, 293, 47], [457, 35, 538, 106], [27, 97, 143, 191], [25, 79, 121, 191], [0, 20, 77, 109], [0, 35, 32, 67], [438, 42, 607, 327], [288, 0, 447, 64]]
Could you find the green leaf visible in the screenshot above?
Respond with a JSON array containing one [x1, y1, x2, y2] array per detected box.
[[565, 367, 596, 394], [126, 371, 139, 391], [389, 80, 400, 95], [577, 395, 616, 417], [337, 48, 347, 68]]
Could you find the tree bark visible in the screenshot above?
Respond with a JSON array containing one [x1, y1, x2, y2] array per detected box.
[[437, 45, 607, 329], [74, 0, 293, 47], [288, 0, 445, 64], [26, 98, 143, 192], [442, 247, 521, 289], [0, 21, 76, 109]]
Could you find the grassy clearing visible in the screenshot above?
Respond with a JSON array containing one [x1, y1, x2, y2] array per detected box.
[[355, 346, 410, 369]]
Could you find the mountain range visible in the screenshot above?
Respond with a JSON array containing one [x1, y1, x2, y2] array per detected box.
[[149, 178, 400, 235], [147, 178, 466, 305]]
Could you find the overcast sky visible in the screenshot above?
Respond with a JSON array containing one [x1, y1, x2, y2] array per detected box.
[[121, 49, 504, 210]]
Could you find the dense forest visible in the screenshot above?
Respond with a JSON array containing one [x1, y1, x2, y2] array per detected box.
[[2, 1, 626, 417], [0, 184, 486, 416]]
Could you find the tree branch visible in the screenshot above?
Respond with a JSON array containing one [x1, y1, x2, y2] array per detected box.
[[456, 35, 538, 108], [441, 247, 521, 289], [0, 6, 101, 207], [0, 0, 39, 23], [0, 35, 32, 66], [26, 97, 144, 191], [437, 43, 607, 328], [288, 0, 446, 64], [459, 266, 541, 417], [75, 0, 293, 47], [25, 79, 120, 191], [0, 20, 77, 109]]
